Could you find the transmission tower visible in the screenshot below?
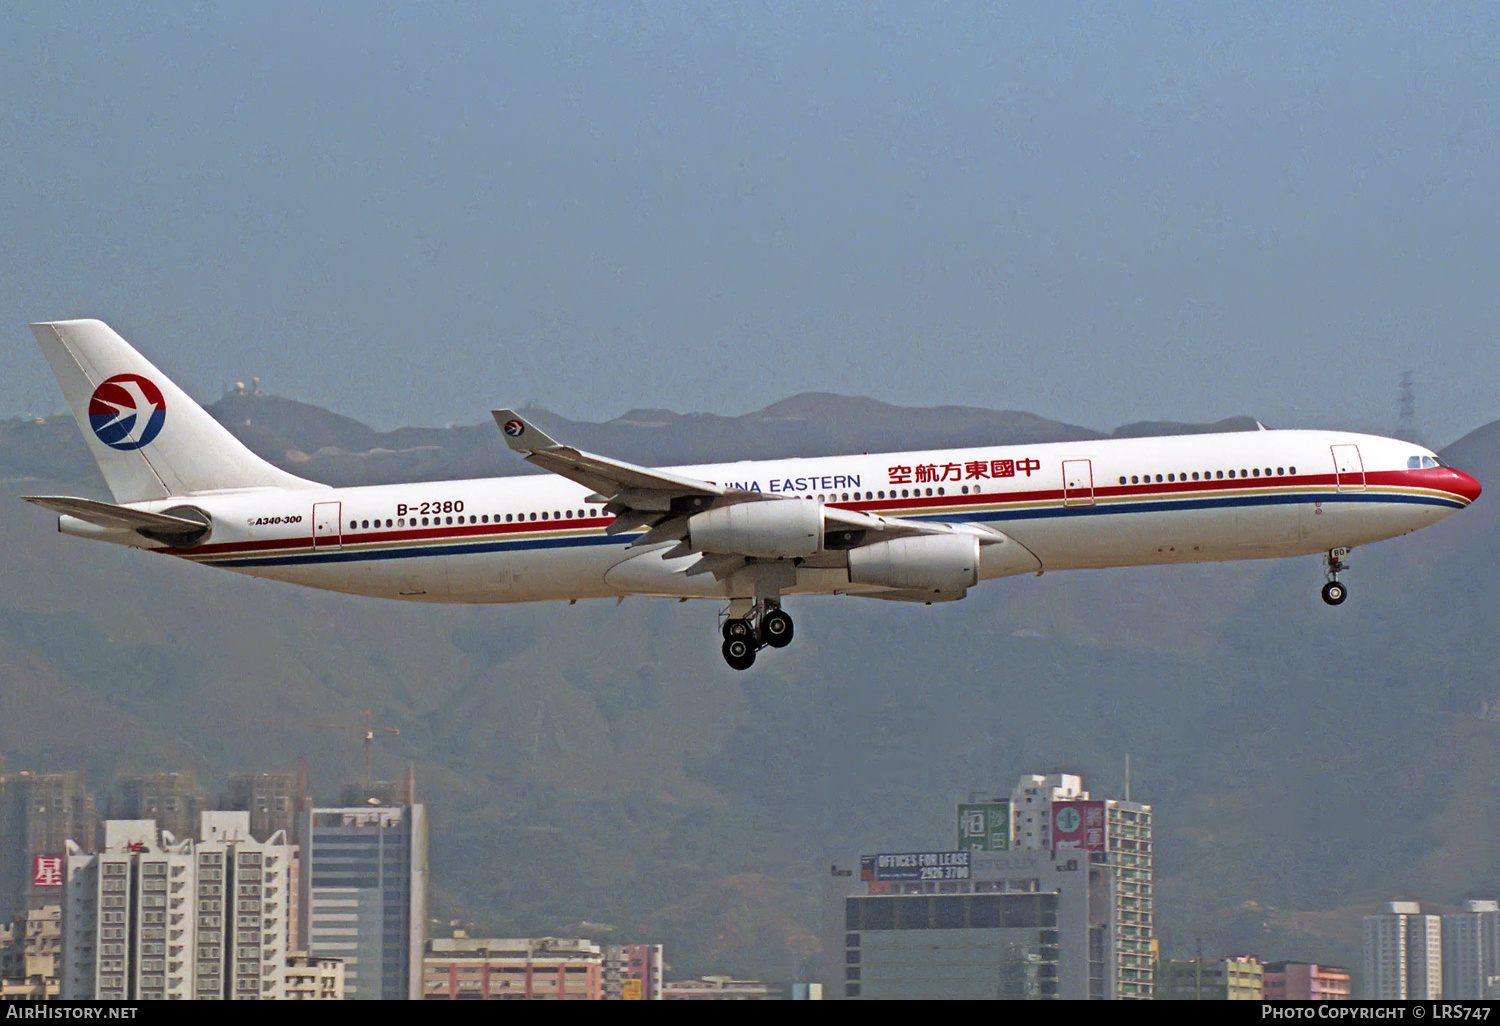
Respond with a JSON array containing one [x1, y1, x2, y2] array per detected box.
[[1394, 370, 1422, 443]]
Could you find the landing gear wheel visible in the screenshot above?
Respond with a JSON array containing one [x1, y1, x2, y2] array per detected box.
[[761, 609, 794, 648], [722, 637, 757, 670], [722, 618, 754, 642], [1321, 581, 1347, 606]]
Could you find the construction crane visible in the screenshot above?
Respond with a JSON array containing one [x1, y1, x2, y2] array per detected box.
[[254, 711, 400, 784]]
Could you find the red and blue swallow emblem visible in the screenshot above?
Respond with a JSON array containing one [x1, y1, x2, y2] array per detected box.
[[88, 374, 166, 451]]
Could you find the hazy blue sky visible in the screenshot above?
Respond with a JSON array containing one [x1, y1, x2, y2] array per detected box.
[[3, 3, 1497, 444]]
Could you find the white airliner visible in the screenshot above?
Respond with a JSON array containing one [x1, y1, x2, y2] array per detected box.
[[25, 320, 1482, 669]]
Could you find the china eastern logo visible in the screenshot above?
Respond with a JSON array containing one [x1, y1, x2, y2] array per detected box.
[[503, 419, 525, 437], [88, 374, 166, 450]]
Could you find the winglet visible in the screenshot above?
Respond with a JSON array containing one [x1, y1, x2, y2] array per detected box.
[[491, 409, 561, 452]]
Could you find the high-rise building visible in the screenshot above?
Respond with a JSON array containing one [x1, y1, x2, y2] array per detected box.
[[1262, 962, 1352, 1001], [1363, 901, 1442, 999], [1158, 957, 1264, 1000], [223, 772, 301, 843], [821, 771, 1151, 1000], [61, 814, 296, 1000], [300, 801, 427, 999], [0, 771, 97, 919], [1010, 773, 1153, 997], [1441, 900, 1500, 999], [603, 942, 664, 1000], [111, 772, 205, 840]]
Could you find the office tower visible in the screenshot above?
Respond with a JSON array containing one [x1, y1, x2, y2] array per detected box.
[[822, 771, 1151, 1000], [300, 801, 427, 999]]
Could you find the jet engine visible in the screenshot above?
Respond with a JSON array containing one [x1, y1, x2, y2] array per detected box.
[[847, 534, 979, 595], [687, 499, 824, 559]]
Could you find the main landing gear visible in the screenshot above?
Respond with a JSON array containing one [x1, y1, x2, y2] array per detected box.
[[1321, 548, 1350, 606], [720, 601, 794, 671]]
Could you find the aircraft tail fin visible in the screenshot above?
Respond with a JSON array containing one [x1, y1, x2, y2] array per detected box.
[[30, 319, 317, 503]]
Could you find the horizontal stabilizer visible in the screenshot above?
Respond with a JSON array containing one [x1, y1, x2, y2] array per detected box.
[[23, 495, 208, 535]]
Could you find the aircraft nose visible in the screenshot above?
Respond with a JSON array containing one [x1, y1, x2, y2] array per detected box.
[[1449, 468, 1483, 503]]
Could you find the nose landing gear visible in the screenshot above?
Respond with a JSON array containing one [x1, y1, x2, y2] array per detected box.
[[1321, 548, 1350, 606], [718, 601, 795, 670]]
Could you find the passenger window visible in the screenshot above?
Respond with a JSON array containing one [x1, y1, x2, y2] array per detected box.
[[1252, 468, 1260, 477], [1228, 470, 1235, 478], [541, 511, 548, 520], [421, 517, 429, 526], [1155, 474, 1163, 483], [937, 488, 945, 496], [1289, 466, 1296, 474], [529, 512, 537, 521], [1276, 468, 1284, 476], [1216, 471, 1224, 479], [1241, 469, 1248, 477], [1119, 477, 1127, 485]]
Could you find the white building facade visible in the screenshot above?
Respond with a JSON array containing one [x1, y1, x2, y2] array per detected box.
[[62, 814, 295, 999], [1363, 901, 1442, 1000], [1441, 900, 1500, 999]]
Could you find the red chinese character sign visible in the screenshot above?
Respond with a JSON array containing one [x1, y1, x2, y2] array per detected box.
[[887, 456, 1043, 486], [1051, 800, 1106, 852], [32, 855, 63, 888]]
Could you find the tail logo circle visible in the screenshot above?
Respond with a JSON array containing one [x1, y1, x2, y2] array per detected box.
[[88, 374, 167, 450], [503, 420, 525, 437]]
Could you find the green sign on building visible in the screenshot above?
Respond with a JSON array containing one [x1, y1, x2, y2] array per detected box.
[[957, 801, 1010, 851]]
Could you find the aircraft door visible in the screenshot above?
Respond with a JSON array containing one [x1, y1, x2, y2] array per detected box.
[[1331, 444, 1366, 491], [1062, 459, 1095, 507], [313, 501, 343, 548]]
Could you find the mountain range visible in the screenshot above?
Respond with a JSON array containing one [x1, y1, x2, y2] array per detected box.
[[1, 391, 1494, 983]]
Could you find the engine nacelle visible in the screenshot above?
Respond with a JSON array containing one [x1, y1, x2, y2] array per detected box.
[[847, 534, 980, 595], [688, 499, 823, 559]]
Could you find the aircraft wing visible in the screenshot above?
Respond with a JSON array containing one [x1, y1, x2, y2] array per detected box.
[[492, 408, 730, 507], [22, 495, 209, 535], [492, 409, 999, 578]]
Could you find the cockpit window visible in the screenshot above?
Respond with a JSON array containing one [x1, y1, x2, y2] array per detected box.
[[1408, 456, 1423, 469], [1409, 455, 1445, 469]]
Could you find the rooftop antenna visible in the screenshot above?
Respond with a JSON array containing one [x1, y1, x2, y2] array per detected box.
[[1395, 371, 1421, 443], [1125, 753, 1131, 803]]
